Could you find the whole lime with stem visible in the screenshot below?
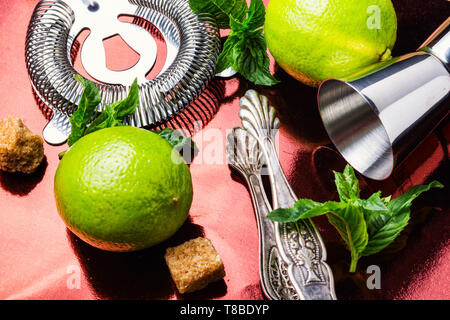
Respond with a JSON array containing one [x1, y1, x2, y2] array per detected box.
[[265, 0, 397, 87], [54, 126, 193, 252]]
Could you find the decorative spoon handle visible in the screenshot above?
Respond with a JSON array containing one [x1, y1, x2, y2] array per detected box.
[[226, 128, 300, 300], [239, 90, 337, 300]]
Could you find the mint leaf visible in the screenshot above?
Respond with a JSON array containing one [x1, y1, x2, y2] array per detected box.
[[388, 181, 444, 216], [65, 76, 139, 150], [362, 181, 444, 256], [215, 33, 239, 74], [268, 199, 322, 222], [232, 29, 279, 86], [359, 192, 388, 214], [67, 75, 101, 146], [83, 105, 117, 136], [357, 192, 390, 238], [151, 128, 198, 164], [81, 80, 139, 137], [152, 128, 194, 149], [244, 0, 265, 30], [231, 0, 278, 85], [334, 165, 360, 203], [268, 199, 342, 222], [267, 164, 445, 273], [114, 78, 140, 119], [189, 0, 247, 28], [268, 199, 368, 273], [190, 0, 278, 86], [361, 211, 410, 257], [326, 204, 368, 273]]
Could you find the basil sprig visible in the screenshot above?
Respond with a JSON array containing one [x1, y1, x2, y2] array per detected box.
[[267, 165, 444, 272], [190, 0, 279, 86]]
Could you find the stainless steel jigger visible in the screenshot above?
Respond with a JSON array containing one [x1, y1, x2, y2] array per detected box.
[[318, 18, 450, 181]]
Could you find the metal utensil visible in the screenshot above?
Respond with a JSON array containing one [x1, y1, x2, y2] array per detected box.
[[419, 17, 450, 69], [26, 0, 221, 144], [226, 127, 301, 300], [318, 17, 450, 181], [239, 90, 336, 300]]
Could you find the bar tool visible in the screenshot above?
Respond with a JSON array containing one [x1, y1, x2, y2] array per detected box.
[[26, 0, 221, 144], [226, 127, 302, 300], [239, 90, 336, 300], [318, 17, 450, 181]]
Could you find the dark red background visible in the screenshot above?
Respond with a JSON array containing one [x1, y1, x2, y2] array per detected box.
[[0, 0, 449, 300]]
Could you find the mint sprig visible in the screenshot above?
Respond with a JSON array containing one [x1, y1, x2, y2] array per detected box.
[[267, 164, 444, 272], [61, 76, 197, 160], [151, 128, 198, 157], [67, 76, 139, 147], [189, 0, 247, 29], [190, 0, 279, 86], [67, 75, 102, 146]]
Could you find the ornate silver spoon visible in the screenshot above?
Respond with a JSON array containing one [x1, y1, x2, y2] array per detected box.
[[226, 127, 300, 300], [239, 90, 337, 300]]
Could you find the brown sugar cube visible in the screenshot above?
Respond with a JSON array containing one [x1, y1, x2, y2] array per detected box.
[[0, 117, 44, 174], [164, 237, 225, 294]]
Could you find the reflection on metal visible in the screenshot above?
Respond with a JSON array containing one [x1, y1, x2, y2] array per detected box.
[[26, 0, 221, 144], [229, 90, 337, 300], [318, 18, 450, 180]]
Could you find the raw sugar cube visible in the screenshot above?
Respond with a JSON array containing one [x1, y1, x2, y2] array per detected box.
[[164, 237, 225, 294], [0, 117, 44, 174]]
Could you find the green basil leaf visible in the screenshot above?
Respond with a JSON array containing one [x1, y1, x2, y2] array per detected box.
[[189, 0, 247, 29], [67, 75, 101, 146], [334, 165, 360, 202]]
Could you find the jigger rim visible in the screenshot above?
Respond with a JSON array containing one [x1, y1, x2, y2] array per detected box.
[[317, 78, 394, 181]]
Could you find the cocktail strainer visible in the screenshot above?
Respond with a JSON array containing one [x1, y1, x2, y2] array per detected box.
[[26, 0, 221, 144]]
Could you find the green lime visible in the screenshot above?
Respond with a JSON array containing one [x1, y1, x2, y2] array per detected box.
[[265, 0, 397, 87], [54, 126, 193, 252]]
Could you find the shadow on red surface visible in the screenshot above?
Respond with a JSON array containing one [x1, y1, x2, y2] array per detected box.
[[68, 215, 228, 300], [0, 157, 48, 196], [15, 0, 449, 300]]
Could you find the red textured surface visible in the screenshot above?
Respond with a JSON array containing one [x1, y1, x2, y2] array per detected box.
[[0, 0, 449, 300]]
